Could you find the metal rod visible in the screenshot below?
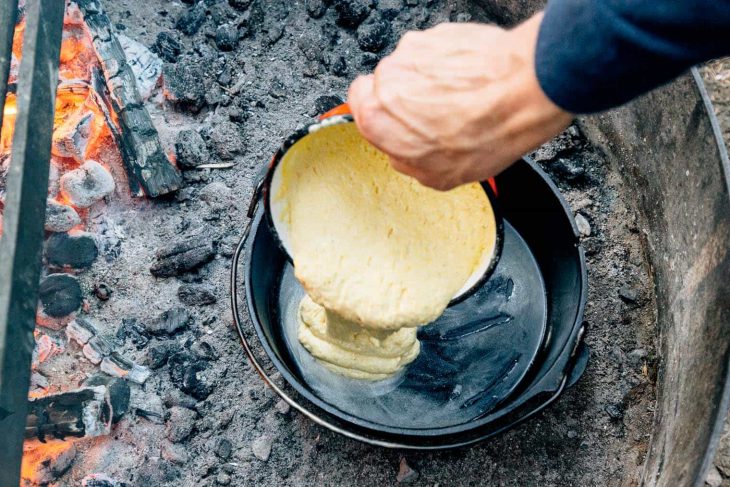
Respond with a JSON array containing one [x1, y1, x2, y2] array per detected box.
[[0, 0, 65, 485], [0, 0, 19, 132]]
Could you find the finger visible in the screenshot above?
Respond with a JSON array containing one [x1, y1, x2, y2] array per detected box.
[[347, 74, 375, 120]]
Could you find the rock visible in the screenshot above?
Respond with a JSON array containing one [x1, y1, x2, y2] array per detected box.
[[396, 457, 419, 483], [619, 285, 641, 304], [335, 0, 371, 29], [706, 465, 723, 487], [147, 307, 193, 335], [152, 32, 181, 63], [604, 403, 624, 420], [314, 95, 344, 115], [178, 283, 217, 306], [150, 234, 216, 277], [330, 55, 348, 77], [38, 273, 82, 318], [357, 16, 391, 52], [207, 121, 244, 160], [26, 443, 77, 485], [575, 213, 591, 237], [229, 0, 252, 11], [251, 434, 273, 461], [94, 283, 112, 301], [275, 399, 290, 415], [45, 232, 98, 270], [215, 438, 233, 459], [84, 374, 131, 423], [146, 340, 182, 369], [166, 406, 197, 442], [60, 160, 115, 208], [81, 473, 123, 487], [176, 3, 206, 36], [169, 351, 215, 400], [45, 200, 81, 232], [175, 129, 210, 169], [162, 441, 190, 465], [131, 390, 166, 423], [163, 62, 207, 113], [217, 473, 232, 485], [306, 0, 327, 18], [216, 24, 239, 51]]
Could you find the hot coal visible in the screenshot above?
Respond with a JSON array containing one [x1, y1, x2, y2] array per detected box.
[[38, 273, 82, 318], [314, 94, 344, 114], [45, 232, 99, 270], [24, 444, 77, 485], [166, 406, 197, 443], [215, 24, 239, 51], [163, 62, 207, 113], [178, 283, 217, 305], [152, 32, 182, 63], [168, 351, 215, 400], [334, 0, 371, 29], [147, 307, 193, 335], [53, 111, 92, 163], [84, 374, 131, 423], [45, 200, 81, 233], [176, 3, 206, 36], [60, 160, 115, 209], [150, 234, 216, 277], [357, 16, 391, 52]]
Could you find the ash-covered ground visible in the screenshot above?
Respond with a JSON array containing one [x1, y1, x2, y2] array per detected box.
[[34, 1, 660, 485]]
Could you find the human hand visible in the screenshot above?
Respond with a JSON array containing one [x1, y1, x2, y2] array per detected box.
[[348, 13, 573, 190]]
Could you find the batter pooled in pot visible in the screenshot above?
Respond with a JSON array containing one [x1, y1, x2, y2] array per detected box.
[[272, 123, 496, 379]]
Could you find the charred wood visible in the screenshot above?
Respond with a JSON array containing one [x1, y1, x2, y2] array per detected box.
[[25, 386, 112, 442]]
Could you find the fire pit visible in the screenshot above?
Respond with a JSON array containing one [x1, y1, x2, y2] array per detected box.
[[0, 0, 727, 485]]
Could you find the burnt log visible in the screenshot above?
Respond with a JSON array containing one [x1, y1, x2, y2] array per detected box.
[[73, 0, 182, 198], [25, 386, 112, 442]]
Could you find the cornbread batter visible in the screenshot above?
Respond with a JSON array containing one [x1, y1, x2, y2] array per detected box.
[[272, 122, 496, 379]]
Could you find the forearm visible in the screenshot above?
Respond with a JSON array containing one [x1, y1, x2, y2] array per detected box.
[[536, 0, 730, 113]]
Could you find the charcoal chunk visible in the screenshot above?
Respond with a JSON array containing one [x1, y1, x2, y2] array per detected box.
[[378, 0, 402, 19], [215, 438, 232, 459], [335, 0, 371, 28], [163, 63, 207, 113], [178, 283, 217, 305], [45, 201, 81, 233], [169, 351, 215, 400], [116, 318, 150, 349], [176, 3, 206, 36], [45, 232, 98, 270], [175, 130, 210, 168], [84, 374, 131, 423], [330, 55, 348, 77], [314, 95, 344, 115], [153, 32, 182, 63], [207, 121, 244, 160], [357, 16, 391, 52], [150, 234, 216, 277], [39, 274, 82, 318], [215, 24, 239, 51], [306, 0, 328, 18], [147, 307, 193, 335], [229, 0, 252, 10], [166, 406, 197, 442], [146, 340, 182, 369]]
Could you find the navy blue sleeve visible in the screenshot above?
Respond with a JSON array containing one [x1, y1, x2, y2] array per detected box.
[[535, 0, 730, 113]]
